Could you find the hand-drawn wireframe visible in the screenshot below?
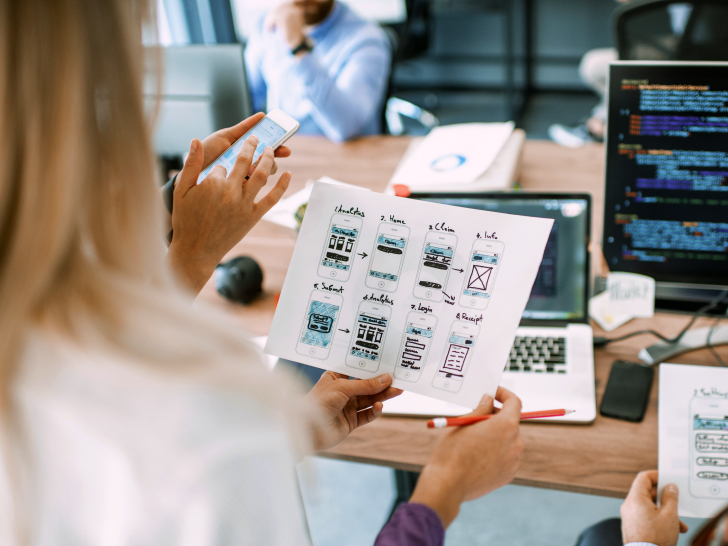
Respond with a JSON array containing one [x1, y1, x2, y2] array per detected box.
[[296, 290, 344, 360], [413, 232, 458, 302], [317, 213, 363, 282], [432, 320, 480, 393], [394, 312, 438, 382], [459, 239, 505, 310], [365, 223, 410, 292], [345, 300, 392, 373], [689, 397, 728, 499]]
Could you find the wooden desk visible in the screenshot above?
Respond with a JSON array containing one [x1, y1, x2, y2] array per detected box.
[[198, 136, 728, 499]]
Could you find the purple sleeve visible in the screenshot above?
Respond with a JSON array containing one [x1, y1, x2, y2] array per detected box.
[[374, 503, 445, 546]]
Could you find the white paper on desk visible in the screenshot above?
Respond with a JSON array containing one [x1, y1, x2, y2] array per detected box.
[[589, 273, 655, 331], [390, 122, 515, 188], [261, 176, 367, 230], [658, 364, 728, 518], [264, 182, 553, 408]]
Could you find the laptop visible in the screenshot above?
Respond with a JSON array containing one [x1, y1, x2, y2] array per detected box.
[[387, 192, 597, 424]]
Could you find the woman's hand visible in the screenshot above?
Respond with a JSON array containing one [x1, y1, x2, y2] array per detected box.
[[167, 132, 291, 294], [306, 372, 403, 452], [621, 470, 688, 546], [409, 387, 524, 528]]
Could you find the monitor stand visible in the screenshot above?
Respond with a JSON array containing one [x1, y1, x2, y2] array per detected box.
[[639, 326, 728, 365]]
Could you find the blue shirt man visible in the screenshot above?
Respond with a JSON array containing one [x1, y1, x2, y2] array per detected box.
[[244, 1, 391, 142]]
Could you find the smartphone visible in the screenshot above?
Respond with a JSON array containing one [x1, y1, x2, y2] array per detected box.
[[317, 214, 363, 282], [413, 232, 458, 302], [459, 240, 505, 310], [599, 360, 654, 422], [196, 109, 300, 184], [296, 290, 343, 360], [689, 397, 728, 499], [345, 301, 392, 373], [365, 223, 410, 292], [394, 312, 438, 382], [432, 321, 480, 393]]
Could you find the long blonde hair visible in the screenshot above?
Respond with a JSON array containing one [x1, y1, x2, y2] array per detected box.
[[0, 0, 306, 533]]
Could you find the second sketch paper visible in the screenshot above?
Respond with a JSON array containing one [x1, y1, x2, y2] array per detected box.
[[265, 182, 553, 408]]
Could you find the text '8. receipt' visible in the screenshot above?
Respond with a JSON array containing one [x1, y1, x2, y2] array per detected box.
[[265, 182, 553, 408]]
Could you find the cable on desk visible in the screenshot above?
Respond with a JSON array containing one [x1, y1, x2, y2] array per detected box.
[[705, 309, 728, 367], [593, 290, 728, 348]]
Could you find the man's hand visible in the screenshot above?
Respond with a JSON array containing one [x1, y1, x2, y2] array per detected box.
[[265, 3, 306, 50], [410, 387, 524, 528], [167, 132, 291, 294], [621, 470, 689, 546], [307, 372, 403, 452]]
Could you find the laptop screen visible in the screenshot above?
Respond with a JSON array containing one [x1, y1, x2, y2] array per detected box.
[[410, 193, 591, 322]]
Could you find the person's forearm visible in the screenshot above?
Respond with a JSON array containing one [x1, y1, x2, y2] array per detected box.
[[408, 465, 464, 529], [288, 47, 387, 141], [165, 241, 218, 296], [374, 503, 445, 546]]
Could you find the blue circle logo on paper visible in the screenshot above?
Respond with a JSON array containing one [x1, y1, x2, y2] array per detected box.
[[430, 154, 467, 172]]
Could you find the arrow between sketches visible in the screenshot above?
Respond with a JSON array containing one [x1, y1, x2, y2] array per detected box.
[[338, 328, 351, 333], [452, 268, 464, 273], [357, 252, 368, 259]]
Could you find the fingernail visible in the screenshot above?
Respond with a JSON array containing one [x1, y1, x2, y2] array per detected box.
[[249, 135, 258, 144], [190, 139, 197, 153], [480, 394, 492, 405], [379, 373, 391, 384], [666, 484, 677, 494], [265, 146, 273, 154]]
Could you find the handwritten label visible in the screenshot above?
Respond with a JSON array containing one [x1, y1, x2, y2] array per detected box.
[[335, 204, 365, 217], [456, 312, 484, 326], [429, 222, 455, 233], [693, 387, 728, 398], [363, 293, 394, 305], [476, 231, 498, 239], [443, 292, 456, 306], [314, 282, 344, 293], [410, 303, 433, 314], [381, 214, 406, 224]]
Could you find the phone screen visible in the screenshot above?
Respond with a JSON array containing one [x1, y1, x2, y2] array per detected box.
[[322, 223, 359, 271], [463, 251, 500, 298], [350, 310, 389, 362], [197, 117, 287, 184], [692, 414, 728, 482], [369, 234, 407, 282], [398, 323, 434, 370], [300, 299, 340, 349], [439, 331, 475, 376], [417, 243, 454, 290]]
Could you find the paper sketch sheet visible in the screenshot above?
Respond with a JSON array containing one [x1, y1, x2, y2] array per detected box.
[[659, 364, 728, 518], [389, 122, 515, 187], [265, 182, 553, 408]]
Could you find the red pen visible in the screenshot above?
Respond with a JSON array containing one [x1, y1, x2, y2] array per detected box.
[[427, 409, 575, 428]]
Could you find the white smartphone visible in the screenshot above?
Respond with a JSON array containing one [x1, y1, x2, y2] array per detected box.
[[345, 300, 392, 373], [689, 397, 728, 499], [296, 290, 344, 360], [196, 109, 300, 184], [317, 213, 363, 281], [459, 239, 505, 310], [394, 312, 438, 383], [365, 223, 410, 292], [432, 320, 480, 393], [413, 232, 458, 302]]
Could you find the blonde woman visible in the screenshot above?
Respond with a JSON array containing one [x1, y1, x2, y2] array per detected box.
[[0, 0, 526, 544]]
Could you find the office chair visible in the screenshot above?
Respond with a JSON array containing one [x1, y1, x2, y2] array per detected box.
[[381, 25, 439, 136], [614, 0, 728, 61]]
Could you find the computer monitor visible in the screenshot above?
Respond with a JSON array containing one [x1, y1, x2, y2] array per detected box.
[[603, 61, 728, 305], [144, 45, 252, 157], [409, 192, 591, 325]]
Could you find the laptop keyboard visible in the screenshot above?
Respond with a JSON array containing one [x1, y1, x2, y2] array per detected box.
[[504, 336, 567, 373]]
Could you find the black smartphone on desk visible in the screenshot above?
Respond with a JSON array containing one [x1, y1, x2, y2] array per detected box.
[[599, 360, 654, 422]]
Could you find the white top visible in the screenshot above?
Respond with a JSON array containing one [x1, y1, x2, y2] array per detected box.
[[1, 328, 309, 545]]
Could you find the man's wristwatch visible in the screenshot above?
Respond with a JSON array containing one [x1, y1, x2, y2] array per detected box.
[[291, 37, 314, 56]]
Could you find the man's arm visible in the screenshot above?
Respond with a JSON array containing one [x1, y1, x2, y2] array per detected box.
[[288, 33, 390, 142]]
